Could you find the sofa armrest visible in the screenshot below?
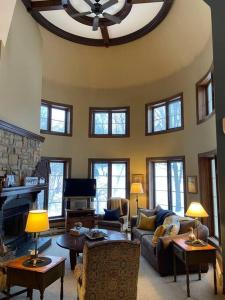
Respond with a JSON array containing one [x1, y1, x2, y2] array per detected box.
[[156, 232, 190, 253], [119, 215, 128, 224]]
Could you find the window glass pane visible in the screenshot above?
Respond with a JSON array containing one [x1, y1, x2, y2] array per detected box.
[[40, 105, 48, 130], [48, 162, 64, 217], [170, 161, 184, 216], [211, 159, 219, 238], [51, 108, 66, 133], [153, 106, 166, 132], [148, 108, 153, 133], [93, 163, 108, 214], [111, 163, 126, 198], [207, 82, 213, 115], [94, 113, 109, 134], [112, 112, 126, 135], [37, 190, 45, 210], [154, 163, 168, 208], [168, 100, 182, 129]]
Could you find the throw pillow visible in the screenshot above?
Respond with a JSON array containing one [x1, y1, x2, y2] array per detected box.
[[163, 215, 180, 236], [104, 208, 120, 221], [137, 208, 155, 225], [152, 225, 167, 246], [137, 213, 156, 230]]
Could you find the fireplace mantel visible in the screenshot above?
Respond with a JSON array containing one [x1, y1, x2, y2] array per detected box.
[[0, 184, 48, 208]]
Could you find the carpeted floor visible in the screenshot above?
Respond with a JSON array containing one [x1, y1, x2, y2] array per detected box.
[[9, 236, 225, 300]]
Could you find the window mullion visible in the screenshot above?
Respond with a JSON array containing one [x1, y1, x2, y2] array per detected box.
[[167, 161, 172, 210], [48, 105, 52, 131], [108, 162, 112, 198], [166, 103, 169, 130]]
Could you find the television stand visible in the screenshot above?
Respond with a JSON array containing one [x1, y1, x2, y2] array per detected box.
[[65, 209, 95, 231]]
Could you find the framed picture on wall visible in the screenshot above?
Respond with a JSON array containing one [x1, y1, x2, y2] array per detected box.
[[187, 176, 198, 194], [132, 174, 144, 189]]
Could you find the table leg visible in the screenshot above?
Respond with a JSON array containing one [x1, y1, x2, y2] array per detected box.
[[213, 261, 217, 294], [60, 276, 64, 300], [173, 251, 177, 282], [27, 289, 33, 299], [40, 289, 44, 300], [198, 264, 201, 280], [186, 264, 190, 297], [6, 285, 10, 300], [70, 250, 77, 270]]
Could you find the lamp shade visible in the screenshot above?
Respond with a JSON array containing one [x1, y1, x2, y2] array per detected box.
[[186, 202, 209, 218], [130, 182, 144, 194], [25, 210, 49, 233]]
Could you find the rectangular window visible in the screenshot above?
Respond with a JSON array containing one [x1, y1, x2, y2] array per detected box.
[[149, 157, 185, 216], [38, 157, 71, 218], [89, 159, 129, 214], [89, 107, 129, 137], [146, 94, 183, 135], [40, 100, 73, 136], [196, 71, 214, 123]]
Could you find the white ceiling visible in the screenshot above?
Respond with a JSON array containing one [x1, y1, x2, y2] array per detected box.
[[39, 1, 163, 39]]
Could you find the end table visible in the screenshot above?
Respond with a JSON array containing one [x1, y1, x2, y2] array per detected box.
[[173, 238, 217, 297], [6, 255, 66, 300]]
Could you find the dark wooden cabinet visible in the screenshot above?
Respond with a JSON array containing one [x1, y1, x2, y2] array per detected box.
[[65, 209, 95, 231]]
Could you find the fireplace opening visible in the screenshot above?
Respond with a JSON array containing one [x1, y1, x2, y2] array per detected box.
[[3, 204, 29, 247]]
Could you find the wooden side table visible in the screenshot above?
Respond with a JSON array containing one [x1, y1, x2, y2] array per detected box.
[[173, 238, 217, 297], [6, 256, 66, 300]]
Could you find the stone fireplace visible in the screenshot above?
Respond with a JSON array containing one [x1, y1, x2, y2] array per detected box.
[[0, 120, 50, 255]]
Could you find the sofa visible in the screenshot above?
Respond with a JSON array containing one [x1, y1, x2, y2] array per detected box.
[[131, 208, 209, 276]]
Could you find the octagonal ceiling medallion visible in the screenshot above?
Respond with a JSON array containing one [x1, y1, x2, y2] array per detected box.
[[22, 0, 174, 47]]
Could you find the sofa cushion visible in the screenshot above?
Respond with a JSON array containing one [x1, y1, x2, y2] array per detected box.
[[155, 209, 175, 228], [136, 205, 161, 225], [132, 227, 154, 240], [137, 213, 156, 230], [179, 220, 196, 234]]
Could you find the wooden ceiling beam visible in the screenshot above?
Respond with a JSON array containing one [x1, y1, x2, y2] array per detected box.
[[30, 0, 68, 11], [100, 26, 110, 47], [128, 0, 163, 4]]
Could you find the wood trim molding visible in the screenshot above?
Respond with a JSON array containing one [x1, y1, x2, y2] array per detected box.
[[0, 120, 45, 142], [21, 0, 174, 47]]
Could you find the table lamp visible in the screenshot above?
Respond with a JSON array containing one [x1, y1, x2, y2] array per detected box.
[[185, 202, 209, 246], [130, 182, 144, 212], [24, 210, 51, 267]]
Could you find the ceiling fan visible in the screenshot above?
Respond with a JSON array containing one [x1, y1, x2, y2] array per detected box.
[[71, 0, 122, 31]]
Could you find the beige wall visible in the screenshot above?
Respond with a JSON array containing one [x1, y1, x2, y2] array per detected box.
[[42, 37, 215, 216], [0, 0, 42, 134]]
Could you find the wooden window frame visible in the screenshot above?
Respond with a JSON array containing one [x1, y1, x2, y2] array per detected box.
[[146, 156, 186, 213], [89, 107, 130, 138], [40, 99, 73, 136], [42, 156, 72, 220], [88, 158, 130, 204], [198, 150, 221, 242], [196, 70, 215, 124], [145, 93, 184, 136]]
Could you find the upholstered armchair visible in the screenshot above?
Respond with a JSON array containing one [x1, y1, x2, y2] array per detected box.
[[97, 198, 129, 232], [74, 240, 140, 300]]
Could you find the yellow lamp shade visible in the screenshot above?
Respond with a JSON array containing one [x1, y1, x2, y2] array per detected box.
[[186, 202, 209, 218], [130, 183, 144, 194], [25, 210, 49, 233]]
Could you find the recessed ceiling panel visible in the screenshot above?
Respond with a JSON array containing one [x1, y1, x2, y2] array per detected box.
[[22, 0, 173, 46]]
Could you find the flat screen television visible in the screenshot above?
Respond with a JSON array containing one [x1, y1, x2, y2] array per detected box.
[[64, 178, 96, 197]]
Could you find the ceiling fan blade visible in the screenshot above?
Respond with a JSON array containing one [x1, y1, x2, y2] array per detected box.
[[92, 16, 99, 31], [71, 11, 91, 18], [100, 0, 118, 11], [83, 0, 95, 10], [102, 12, 121, 24]]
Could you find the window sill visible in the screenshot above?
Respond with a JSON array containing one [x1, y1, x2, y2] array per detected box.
[[197, 110, 215, 125], [145, 126, 184, 136], [89, 134, 130, 138], [40, 130, 72, 137]]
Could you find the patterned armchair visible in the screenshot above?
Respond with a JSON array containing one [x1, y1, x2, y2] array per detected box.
[[97, 198, 129, 232], [74, 240, 140, 300]]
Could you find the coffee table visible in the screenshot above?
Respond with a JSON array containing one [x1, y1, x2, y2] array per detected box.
[[56, 229, 127, 270]]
